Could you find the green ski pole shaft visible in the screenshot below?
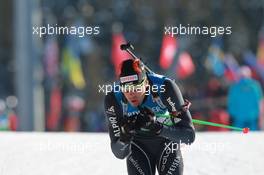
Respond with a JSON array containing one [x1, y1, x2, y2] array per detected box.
[[155, 113, 249, 133]]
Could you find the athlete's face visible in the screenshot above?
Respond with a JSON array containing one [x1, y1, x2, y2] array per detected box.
[[122, 80, 148, 107]]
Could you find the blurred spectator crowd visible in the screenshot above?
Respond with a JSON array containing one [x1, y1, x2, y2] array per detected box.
[[0, 0, 264, 131]]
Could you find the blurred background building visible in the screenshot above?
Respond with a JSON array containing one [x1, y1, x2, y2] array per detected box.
[[0, 0, 263, 131]]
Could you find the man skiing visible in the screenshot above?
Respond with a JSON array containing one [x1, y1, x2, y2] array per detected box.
[[104, 58, 195, 175]]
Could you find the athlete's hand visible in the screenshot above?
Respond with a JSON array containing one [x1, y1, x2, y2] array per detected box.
[[170, 99, 191, 125], [119, 115, 137, 143], [136, 107, 163, 134], [135, 107, 155, 128], [171, 99, 191, 118]]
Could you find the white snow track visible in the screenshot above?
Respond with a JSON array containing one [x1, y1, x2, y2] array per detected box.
[[0, 132, 263, 175]]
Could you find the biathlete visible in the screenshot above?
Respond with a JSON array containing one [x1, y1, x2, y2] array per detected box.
[[104, 58, 195, 175]]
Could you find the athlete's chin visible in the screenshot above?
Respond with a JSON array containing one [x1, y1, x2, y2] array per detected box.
[[130, 100, 139, 106]]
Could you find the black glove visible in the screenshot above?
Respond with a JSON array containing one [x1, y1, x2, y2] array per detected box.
[[119, 115, 137, 143], [136, 107, 163, 134]]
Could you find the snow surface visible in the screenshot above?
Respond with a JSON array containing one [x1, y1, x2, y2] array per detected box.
[[0, 132, 263, 175]]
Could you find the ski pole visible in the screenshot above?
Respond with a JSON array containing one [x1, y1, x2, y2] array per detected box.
[[155, 113, 249, 134]]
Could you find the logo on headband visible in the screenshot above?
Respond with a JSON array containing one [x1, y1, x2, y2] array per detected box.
[[120, 75, 138, 83]]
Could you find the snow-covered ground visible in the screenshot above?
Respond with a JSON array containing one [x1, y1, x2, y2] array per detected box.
[[0, 132, 263, 175]]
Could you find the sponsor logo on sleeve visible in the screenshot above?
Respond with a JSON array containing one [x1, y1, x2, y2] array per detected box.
[[106, 106, 115, 115], [108, 116, 120, 137], [106, 106, 120, 137], [166, 97, 177, 112]]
